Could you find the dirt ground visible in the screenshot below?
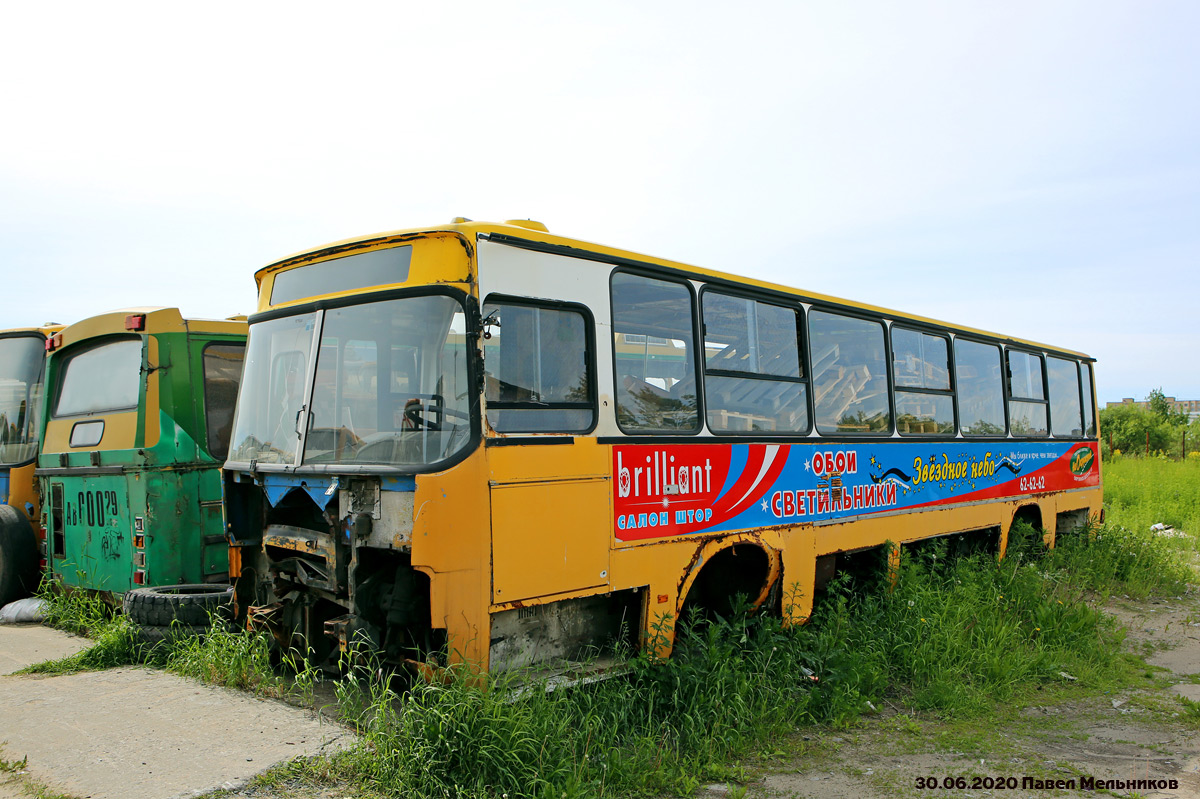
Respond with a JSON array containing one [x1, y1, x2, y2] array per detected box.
[[713, 591, 1200, 799]]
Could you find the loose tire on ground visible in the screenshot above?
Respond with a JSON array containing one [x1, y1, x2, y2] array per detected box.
[[0, 505, 39, 607], [134, 622, 215, 647], [123, 584, 234, 628]]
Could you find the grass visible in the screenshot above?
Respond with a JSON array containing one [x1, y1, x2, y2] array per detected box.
[[0, 751, 29, 773], [307, 518, 1181, 798], [36, 583, 116, 639], [1101, 454, 1200, 555], [1180, 697, 1200, 727], [296, 614, 805, 798], [20, 586, 140, 675], [800, 534, 1125, 717], [25, 580, 321, 707], [164, 623, 299, 696], [24, 456, 1199, 799], [0, 745, 80, 799], [1046, 522, 1191, 599]]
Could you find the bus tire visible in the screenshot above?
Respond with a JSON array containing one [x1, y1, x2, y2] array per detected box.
[[134, 622, 213, 648], [123, 584, 234, 628], [0, 505, 39, 607]]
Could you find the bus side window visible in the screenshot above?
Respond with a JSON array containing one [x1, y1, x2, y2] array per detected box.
[[1080, 362, 1096, 437], [611, 274, 699, 433], [482, 299, 594, 433], [892, 327, 954, 435], [1007, 350, 1048, 436], [701, 291, 808, 434], [202, 343, 246, 459], [955, 339, 1005, 436], [809, 310, 890, 434], [1047, 356, 1083, 437]]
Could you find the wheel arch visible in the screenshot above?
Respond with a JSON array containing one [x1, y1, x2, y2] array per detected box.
[[676, 534, 781, 620]]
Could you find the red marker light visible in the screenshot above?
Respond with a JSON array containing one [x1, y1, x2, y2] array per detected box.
[[133, 570, 146, 585], [125, 314, 146, 331], [45, 333, 63, 352]]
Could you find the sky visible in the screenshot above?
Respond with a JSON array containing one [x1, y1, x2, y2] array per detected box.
[[2, 1, 1197, 405]]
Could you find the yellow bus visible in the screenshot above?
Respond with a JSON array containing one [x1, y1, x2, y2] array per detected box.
[[224, 219, 1101, 673], [0, 325, 61, 605]]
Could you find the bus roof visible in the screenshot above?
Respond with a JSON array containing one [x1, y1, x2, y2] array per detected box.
[[0, 324, 64, 339], [256, 218, 1093, 361], [53, 307, 246, 345]]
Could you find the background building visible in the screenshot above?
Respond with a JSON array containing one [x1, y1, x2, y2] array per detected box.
[[1106, 397, 1200, 421]]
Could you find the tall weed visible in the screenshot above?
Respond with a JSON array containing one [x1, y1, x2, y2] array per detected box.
[[1040, 456, 1199, 598], [163, 623, 287, 694], [344, 612, 821, 798], [1045, 520, 1191, 597], [23, 580, 140, 674], [764, 535, 1120, 721], [20, 614, 140, 675], [36, 579, 116, 638], [1102, 456, 1200, 549]]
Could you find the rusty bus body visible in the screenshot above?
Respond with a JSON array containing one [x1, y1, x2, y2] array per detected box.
[[223, 219, 1101, 673]]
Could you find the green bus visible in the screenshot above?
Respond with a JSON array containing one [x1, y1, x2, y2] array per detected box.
[[0, 325, 60, 606], [38, 308, 246, 595]]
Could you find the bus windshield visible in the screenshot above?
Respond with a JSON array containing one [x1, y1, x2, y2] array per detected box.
[[229, 294, 472, 468], [0, 336, 48, 466]]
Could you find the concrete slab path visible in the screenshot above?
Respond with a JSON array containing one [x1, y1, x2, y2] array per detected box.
[[0, 625, 354, 799], [0, 622, 90, 674]]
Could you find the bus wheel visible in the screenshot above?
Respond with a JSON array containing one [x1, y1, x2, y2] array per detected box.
[[123, 584, 235, 628], [0, 505, 39, 607]]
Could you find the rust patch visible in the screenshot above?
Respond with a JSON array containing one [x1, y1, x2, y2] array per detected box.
[[323, 614, 355, 656], [246, 601, 291, 651], [677, 538, 712, 597]]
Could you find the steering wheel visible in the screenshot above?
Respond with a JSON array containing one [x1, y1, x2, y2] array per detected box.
[[402, 397, 440, 431]]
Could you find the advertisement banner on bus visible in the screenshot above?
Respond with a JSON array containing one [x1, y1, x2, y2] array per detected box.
[[612, 441, 1099, 542]]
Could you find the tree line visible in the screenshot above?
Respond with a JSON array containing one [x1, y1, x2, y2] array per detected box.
[[1099, 388, 1200, 458]]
